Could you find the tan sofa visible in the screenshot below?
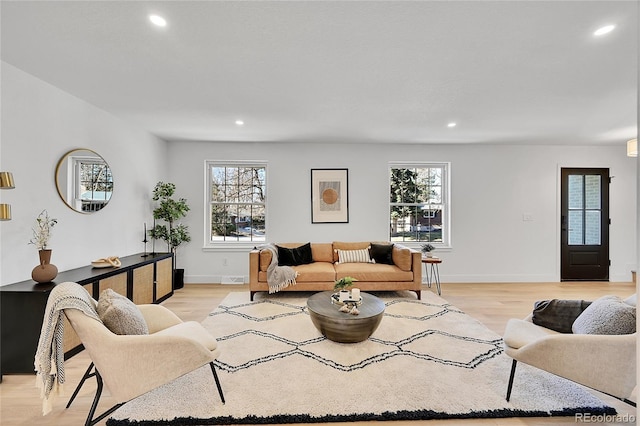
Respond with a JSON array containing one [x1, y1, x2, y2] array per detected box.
[[249, 242, 422, 301]]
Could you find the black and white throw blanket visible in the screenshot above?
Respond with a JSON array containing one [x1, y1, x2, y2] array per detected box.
[[259, 243, 298, 293], [34, 282, 101, 415]]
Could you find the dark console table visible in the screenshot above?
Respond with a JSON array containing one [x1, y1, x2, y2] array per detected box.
[[0, 252, 173, 380]]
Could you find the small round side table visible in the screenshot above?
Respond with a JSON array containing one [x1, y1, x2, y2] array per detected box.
[[422, 257, 442, 295]]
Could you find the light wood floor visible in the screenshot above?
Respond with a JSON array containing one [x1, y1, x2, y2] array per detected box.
[[1, 282, 636, 425]]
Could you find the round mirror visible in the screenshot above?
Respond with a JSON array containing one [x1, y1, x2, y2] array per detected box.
[[55, 149, 113, 213]]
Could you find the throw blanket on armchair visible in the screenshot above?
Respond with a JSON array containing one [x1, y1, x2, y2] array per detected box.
[[34, 282, 101, 415], [260, 244, 298, 293]]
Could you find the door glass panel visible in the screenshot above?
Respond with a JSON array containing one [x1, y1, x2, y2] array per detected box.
[[585, 211, 601, 245], [585, 175, 601, 209], [567, 174, 602, 246], [568, 175, 583, 209], [568, 210, 583, 245]]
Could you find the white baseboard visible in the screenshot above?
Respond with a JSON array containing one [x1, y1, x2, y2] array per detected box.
[[184, 275, 247, 284]]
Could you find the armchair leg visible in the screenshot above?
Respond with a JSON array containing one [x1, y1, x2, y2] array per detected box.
[[84, 369, 124, 426], [209, 362, 225, 404], [85, 369, 104, 426], [622, 398, 636, 407], [506, 359, 517, 401], [67, 362, 95, 409]]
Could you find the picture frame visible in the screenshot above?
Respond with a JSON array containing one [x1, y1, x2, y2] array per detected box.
[[311, 168, 349, 223]]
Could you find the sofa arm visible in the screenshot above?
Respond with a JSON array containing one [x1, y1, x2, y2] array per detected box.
[[411, 249, 422, 284], [249, 249, 260, 287]]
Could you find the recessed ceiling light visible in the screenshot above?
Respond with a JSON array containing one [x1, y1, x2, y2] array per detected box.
[[447, 122, 457, 128], [149, 15, 167, 27], [593, 24, 615, 36], [235, 120, 244, 126]]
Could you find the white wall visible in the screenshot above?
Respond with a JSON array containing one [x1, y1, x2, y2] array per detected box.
[[0, 63, 168, 285], [168, 141, 637, 284], [1, 63, 635, 286]]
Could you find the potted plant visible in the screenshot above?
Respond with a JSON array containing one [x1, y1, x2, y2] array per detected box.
[[421, 243, 435, 258], [29, 209, 59, 283], [148, 182, 191, 289], [334, 276, 357, 301]]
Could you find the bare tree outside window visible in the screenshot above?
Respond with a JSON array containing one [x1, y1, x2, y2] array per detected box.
[[208, 163, 266, 242]]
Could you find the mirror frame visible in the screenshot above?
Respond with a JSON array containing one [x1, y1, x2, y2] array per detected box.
[[55, 148, 113, 214]]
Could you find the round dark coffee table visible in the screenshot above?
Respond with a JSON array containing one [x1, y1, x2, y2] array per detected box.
[[307, 291, 385, 343]]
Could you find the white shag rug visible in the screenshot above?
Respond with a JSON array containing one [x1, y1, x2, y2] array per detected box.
[[107, 291, 615, 425]]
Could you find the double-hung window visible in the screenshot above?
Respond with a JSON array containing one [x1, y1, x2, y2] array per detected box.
[[389, 162, 450, 247], [206, 161, 266, 245]]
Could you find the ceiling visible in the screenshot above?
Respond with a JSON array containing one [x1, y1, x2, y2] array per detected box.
[[1, 1, 637, 145]]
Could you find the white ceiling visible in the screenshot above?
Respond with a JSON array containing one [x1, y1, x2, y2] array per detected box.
[[1, 1, 637, 145]]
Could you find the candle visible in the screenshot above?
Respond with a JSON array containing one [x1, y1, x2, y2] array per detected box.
[[351, 288, 360, 300]]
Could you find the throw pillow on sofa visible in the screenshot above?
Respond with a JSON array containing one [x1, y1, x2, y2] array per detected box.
[[531, 299, 591, 333], [572, 295, 636, 335], [97, 289, 149, 335], [277, 243, 313, 266], [369, 243, 394, 265], [336, 248, 372, 264]]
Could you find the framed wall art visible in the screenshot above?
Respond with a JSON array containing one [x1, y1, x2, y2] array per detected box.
[[311, 168, 349, 223]]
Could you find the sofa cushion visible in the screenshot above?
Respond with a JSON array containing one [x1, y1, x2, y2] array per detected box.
[[97, 289, 149, 335], [336, 248, 372, 264], [311, 243, 334, 263], [392, 245, 412, 271], [335, 263, 413, 282], [291, 262, 337, 282], [277, 243, 313, 266], [369, 243, 394, 265], [532, 299, 592, 333], [333, 242, 371, 262], [572, 295, 636, 335]]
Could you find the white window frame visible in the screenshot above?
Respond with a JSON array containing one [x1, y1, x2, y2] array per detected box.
[[203, 160, 268, 252], [60, 154, 112, 212], [389, 161, 451, 250]]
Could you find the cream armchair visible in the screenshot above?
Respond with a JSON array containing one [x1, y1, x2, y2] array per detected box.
[[64, 293, 225, 426], [503, 314, 636, 405]]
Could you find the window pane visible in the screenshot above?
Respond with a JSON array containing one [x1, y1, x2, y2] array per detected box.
[[585, 175, 601, 210], [585, 211, 601, 245], [568, 175, 583, 209], [568, 210, 583, 245], [415, 169, 429, 203], [211, 204, 232, 240], [429, 186, 442, 204], [430, 167, 442, 186]]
